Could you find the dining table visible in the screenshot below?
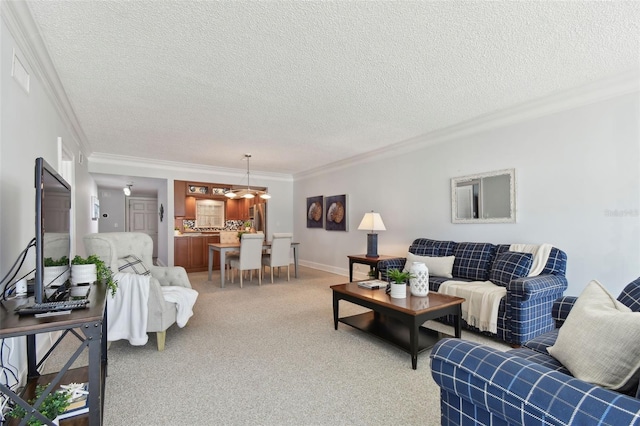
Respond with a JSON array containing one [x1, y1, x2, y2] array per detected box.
[[208, 241, 300, 287]]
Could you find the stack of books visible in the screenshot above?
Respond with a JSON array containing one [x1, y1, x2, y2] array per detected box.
[[58, 382, 89, 420], [357, 280, 387, 290]]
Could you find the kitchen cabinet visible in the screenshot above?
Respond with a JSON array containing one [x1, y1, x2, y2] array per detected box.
[[189, 236, 207, 269], [174, 236, 189, 267], [226, 198, 245, 220], [185, 196, 196, 219], [174, 234, 220, 272], [174, 180, 187, 217]]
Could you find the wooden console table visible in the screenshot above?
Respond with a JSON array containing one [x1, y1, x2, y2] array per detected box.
[[0, 284, 108, 425], [347, 254, 401, 282]]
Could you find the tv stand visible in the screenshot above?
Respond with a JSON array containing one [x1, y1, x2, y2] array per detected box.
[[0, 283, 107, 425]]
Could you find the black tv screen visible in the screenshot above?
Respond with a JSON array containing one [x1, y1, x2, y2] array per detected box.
[[34, 157, 71, 303]]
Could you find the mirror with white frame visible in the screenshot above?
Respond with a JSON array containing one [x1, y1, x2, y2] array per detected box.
[[451, 169, 516, 223]]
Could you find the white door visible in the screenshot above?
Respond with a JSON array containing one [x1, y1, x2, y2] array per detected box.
[[127, 197, 158, 258]]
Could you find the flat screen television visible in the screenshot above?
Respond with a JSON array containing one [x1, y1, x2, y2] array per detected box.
[[34, 157, 71, 303]]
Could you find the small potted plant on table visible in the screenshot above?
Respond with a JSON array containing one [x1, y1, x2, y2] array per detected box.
[[387, 269, 415, 299], [71, 255, 118, 296], [43, 256, 70, 288], [8, 383, 71, 425]]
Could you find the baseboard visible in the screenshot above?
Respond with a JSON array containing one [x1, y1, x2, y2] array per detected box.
[[298, 260, 369, 281]]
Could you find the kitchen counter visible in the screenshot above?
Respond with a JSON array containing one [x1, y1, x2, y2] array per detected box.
[[176, 231, 228, 237]]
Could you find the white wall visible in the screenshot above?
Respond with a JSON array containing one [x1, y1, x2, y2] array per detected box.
[[97, 188, 126, 233], [294, 92, 640, 297], [1, 13, 98, 389]]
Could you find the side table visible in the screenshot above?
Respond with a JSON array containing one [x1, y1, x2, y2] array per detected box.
[[347, 254, 401, 282]]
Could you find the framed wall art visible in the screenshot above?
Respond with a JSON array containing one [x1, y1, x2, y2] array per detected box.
[[306, 196, 324, 228], [325, 194, 347, 231]]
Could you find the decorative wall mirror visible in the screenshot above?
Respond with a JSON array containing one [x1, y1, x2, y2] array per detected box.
[[451, 168, 516, 224]]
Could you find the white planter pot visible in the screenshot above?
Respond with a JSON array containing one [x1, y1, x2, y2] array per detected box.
[[70, 285, 90, 298], [71, 264, 97, 285], [389, 282, 407, 299], [409, 262, 429, 297], [44, 265, 69, 287]]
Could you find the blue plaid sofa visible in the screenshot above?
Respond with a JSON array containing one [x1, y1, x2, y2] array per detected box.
[[377, 238, 568, 346], [429, 277, 640, 426]]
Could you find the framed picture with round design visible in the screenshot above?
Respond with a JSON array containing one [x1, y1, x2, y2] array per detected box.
[[325, 194, 348, 231], [306, 196, 324, 228]]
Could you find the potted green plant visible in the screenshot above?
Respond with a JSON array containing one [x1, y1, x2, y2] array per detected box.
[[243, 220, 252, 231], [387, 269, 415, 299], [43, 256, 70, 287], [8, 384, 71, 425], [71, 255, 118, 296]]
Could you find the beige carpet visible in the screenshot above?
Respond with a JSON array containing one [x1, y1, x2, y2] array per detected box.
[[45, 267, 509, 425]]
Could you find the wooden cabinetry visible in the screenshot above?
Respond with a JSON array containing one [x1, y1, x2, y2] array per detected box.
[[174, 235, 220, 272], [226, 198, 246, 220], [174, 180, 187, 217], [185, 196, 196, 219], [174, 236, 189, 267], [226, 197, 268, 221]]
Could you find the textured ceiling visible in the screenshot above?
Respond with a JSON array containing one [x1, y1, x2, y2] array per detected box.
[[24, 0, 640, 176]]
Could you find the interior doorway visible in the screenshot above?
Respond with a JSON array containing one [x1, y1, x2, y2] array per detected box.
[[127, 197, 158, 258]]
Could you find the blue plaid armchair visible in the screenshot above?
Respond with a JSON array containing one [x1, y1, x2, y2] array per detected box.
[[377, 239, 568, 346], [430, 277, 640, 426]]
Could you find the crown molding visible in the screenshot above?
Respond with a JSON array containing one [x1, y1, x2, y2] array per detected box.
[[1, 1, 91, 157], [295, 67, 640, 181], [88, 152, 293, 182]]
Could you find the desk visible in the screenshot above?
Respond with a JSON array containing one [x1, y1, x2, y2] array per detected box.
[[0, 284, 107, 425], [208, 242, 300, 287], [347, 254, 401, 282]]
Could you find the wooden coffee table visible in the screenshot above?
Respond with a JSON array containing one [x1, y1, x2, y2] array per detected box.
[[331, 282, 464, 369]]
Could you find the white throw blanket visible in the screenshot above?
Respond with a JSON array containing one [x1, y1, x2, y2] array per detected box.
[[107, 272, 150, 345], [161, 286, 198, 327], [438, 280, 506, 333], [509, 243, 553, 276]]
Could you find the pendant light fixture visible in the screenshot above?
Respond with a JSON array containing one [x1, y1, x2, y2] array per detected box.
[[224, 154, 271, 199], [243, 154, 255, 199]]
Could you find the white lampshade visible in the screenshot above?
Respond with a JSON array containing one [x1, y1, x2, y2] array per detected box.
[[123, 185, 131, 196], [243, 192, 255, 199], [225, 191, 237, 198], [357, 212, 386, 232]]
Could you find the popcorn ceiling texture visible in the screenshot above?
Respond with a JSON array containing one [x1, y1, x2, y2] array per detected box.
[[24, 1, 640, 174]]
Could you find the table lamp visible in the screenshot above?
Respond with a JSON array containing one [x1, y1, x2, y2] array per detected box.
[[357, 211, 386, 258]]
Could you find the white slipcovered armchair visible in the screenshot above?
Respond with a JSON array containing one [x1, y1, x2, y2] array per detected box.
[[83, 232, 195, 350]]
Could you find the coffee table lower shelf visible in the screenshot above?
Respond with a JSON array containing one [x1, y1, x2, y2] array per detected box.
[[338, 311, 442, 356]]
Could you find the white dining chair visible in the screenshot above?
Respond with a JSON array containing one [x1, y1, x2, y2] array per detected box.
[[262, 233, 293, 283], [229, 233, 264, 287]]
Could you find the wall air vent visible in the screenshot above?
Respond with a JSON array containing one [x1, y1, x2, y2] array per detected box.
[[11, 49, 30, 94]]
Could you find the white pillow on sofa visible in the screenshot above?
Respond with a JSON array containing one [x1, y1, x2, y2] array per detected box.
[[547, 280, 640, 391], [403, 252, 455, 278], [118, 255, 151, 276]]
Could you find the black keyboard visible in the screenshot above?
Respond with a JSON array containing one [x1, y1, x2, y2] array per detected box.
[[16, 299, 90, 315]]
